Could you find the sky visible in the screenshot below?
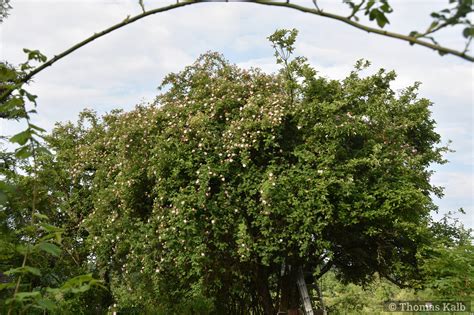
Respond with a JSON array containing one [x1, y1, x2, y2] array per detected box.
[[1, 0, 473, 227]]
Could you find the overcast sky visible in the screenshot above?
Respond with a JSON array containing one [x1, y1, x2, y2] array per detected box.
[[1, 0, 473, 227]]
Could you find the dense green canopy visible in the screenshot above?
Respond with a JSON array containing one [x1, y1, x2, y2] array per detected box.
[[41, 30, 450, 313]]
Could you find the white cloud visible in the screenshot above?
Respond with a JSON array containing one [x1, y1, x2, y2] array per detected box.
[[237, 57, 279, 73], [431, 170, 474, 228], [432, 171, 474, 199]]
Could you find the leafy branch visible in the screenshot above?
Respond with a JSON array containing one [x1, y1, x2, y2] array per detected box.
[[408, 0, 473, 54], [1, 47, 103, 315], [255, 0, 473, 62]]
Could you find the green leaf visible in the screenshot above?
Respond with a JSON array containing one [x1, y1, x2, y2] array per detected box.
[[24, 91, 38, 103], [61, 273, 95, 288], [4, 267, 21, 276], [54, 232, 63, 244], [1, 97, 24, 111], [35, 242, 61, 257], [344, 0, 356, 10], [56, 273, 105, 295], [25, 266, 42, 276], [0, 282, 15, 291], [378, 14, 389, 28], [366, 0, 375, 10], [29, 123, 46, 133], [380, 2, 392, 13], [369, 9, 390, 28], [14, 291, 41, 301], [71, 284, 90, 294], [0, 65, 18, 82], [36, 298, 57, 311], [39, 223, 63, 233], [33, 212, 49, 220], [20, 63, 32, 71], [23, 48, 47, 63], [427, 21, 439, 32], [14, 145, 32, 159], [38, 229, 63, 244], [463, 27, 474, 38], [10, 129, 32, 145], [37, 146, 52, 156], [5, 266, 41, 276]]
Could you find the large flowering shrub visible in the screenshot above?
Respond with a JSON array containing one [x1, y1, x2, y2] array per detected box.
[[48, 31, 446, 313]]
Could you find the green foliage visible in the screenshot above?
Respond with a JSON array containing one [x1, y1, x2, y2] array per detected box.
[[319, 213, 474, 314], [344, 0, 473, 55], [422, 243, 474, 298], [44, 29, 450, 312], [35, 242, 62, 257], [268, 28, 298, 63], [408, 0, 473, 51], [421, 212, 474, 299], [1, 26, 466, 313], [319, 270, 468, 315], [0, 48, 105, 314], [344, 0, 394, 27]]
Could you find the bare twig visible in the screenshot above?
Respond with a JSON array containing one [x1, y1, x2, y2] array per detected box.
[[347, 0, 365, 20], [138, 0, 146, 13], [312, 0, 320, 12], [463, 36, 473, 54]]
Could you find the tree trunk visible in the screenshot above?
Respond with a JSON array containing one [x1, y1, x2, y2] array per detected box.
[[278, 264, 300, 314], [254, 264, 276, 315]]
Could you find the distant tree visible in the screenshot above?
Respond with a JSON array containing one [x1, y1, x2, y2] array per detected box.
[[46, 29, 448, 314], [421, 211, 474, 299]]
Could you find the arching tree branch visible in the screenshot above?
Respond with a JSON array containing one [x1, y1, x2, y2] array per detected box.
[[3, 0, 472, 105], [254, 1, 473, 62], [21, 1, 196, 84], [1, 1, 197, 103], [21, 0, 474, 85]]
